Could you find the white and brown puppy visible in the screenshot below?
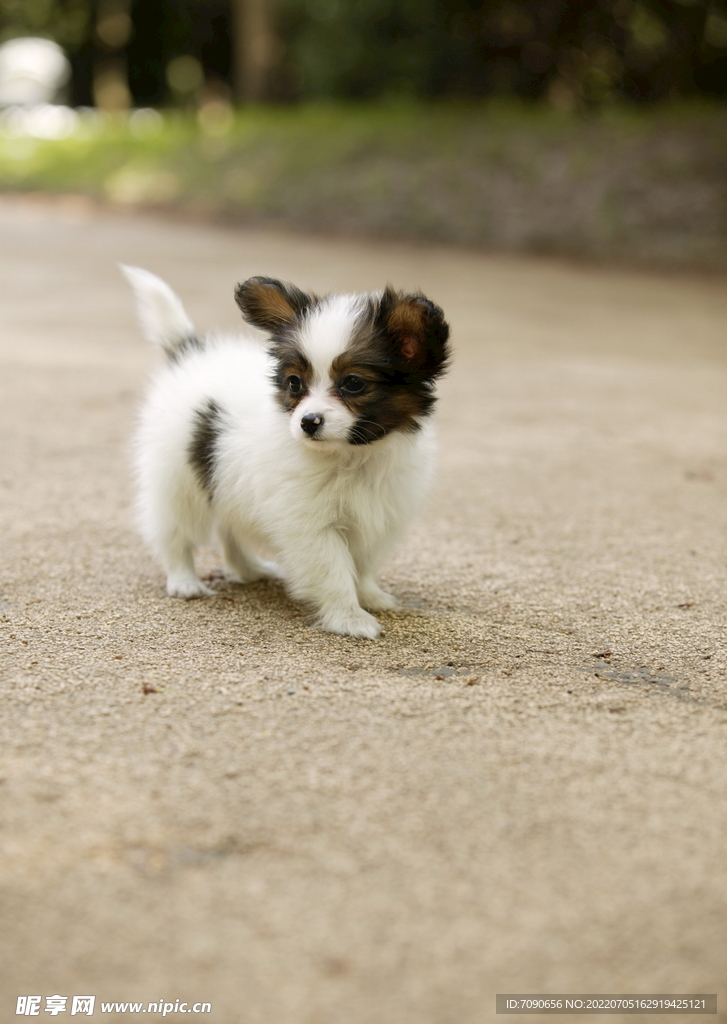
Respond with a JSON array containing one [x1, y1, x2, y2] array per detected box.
[[123, 267, 450, 638]]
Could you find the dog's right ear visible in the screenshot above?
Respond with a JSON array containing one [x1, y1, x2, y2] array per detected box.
[[235, 277, 315, 333]]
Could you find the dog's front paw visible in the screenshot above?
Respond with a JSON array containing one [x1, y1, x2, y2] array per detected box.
[[166, 576, 214, 599], [318, 607, 381, 639], [357, 581, 399, 612]]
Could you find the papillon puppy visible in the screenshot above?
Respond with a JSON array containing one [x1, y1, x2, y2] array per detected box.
[[122, 266, 450, 638]]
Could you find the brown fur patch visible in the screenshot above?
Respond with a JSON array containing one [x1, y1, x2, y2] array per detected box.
[[235, 277, 316, 334], [385, 296, 430, 361], [327, 290, 451, 443], [271, 340, 314, 413], [330, 348, 418, 441]]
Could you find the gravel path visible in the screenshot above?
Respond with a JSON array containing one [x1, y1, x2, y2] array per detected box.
[[1, 196, 726, 1023]]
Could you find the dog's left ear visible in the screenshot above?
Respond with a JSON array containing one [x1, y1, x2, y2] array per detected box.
[[377, 288, 450, 381], [235, 277, 315, 333]]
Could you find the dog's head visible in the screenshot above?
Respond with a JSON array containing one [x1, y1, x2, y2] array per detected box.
[[235, 277, 450, 447]]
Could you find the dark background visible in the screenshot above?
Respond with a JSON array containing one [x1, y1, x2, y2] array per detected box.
[[0, 0, 726, 109]]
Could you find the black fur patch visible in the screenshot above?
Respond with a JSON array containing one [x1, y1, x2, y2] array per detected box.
[[188, 399, 224, 497], [168, 333, 204, 364], [338, 289, 451, 444]]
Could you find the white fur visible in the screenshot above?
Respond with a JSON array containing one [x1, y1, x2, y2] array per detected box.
[[127, 269, 437, 639], [291, 294, 366, 444], [120, 264, 195, 352]]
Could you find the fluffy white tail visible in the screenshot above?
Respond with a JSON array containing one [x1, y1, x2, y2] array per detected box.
[[120, 264, 197, 358]]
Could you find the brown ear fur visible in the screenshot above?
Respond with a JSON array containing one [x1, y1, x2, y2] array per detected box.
[[235, 277, 314, 333], [378, 287, 450, 379]]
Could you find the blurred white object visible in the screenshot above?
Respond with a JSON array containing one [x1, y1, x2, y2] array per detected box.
[[0, 103, 79, 139], [0, 37, 71, 106], [129, 107, 164, 136]]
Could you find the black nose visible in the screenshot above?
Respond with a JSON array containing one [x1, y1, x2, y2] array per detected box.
[[300, 413, 324, 436]]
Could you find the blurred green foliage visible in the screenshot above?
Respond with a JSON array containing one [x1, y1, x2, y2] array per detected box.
[[0, 0, 91, 49], [0, 0, 726, 107], [275, 0, 727, 105], [1, 102, 725, 268]]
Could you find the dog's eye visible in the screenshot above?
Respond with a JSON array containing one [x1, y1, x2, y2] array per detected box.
[[340, 375, 366, 395], [286, 375, 303, 395]]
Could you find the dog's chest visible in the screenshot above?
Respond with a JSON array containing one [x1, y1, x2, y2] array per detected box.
[[316, 450, 415, 533]]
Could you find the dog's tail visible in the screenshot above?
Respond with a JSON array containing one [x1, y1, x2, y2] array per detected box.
[[120, 265, 199, 360]]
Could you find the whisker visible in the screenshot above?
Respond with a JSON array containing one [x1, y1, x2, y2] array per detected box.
[[353, 418, 386, 441]]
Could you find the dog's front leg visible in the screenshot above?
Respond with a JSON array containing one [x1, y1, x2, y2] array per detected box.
[[356, 576, 399, 612], [347, 530, 400, 611], [280, 527, 381, 639]]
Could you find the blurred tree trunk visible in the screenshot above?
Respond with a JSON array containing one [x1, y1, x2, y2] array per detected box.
[[231, 0, 276, 102], [60, 0, 96, 106], [93, 0, 132, 110], [645, 0, 709, 97]]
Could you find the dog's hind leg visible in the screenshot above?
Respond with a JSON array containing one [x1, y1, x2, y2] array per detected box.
[[218, 530, 280, 584]]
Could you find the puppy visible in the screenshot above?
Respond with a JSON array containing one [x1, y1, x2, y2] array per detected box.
[[123, 267, 450, 638]]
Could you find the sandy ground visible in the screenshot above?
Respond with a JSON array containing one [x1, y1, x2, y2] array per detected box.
[[1, 195, 726, 1024]]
